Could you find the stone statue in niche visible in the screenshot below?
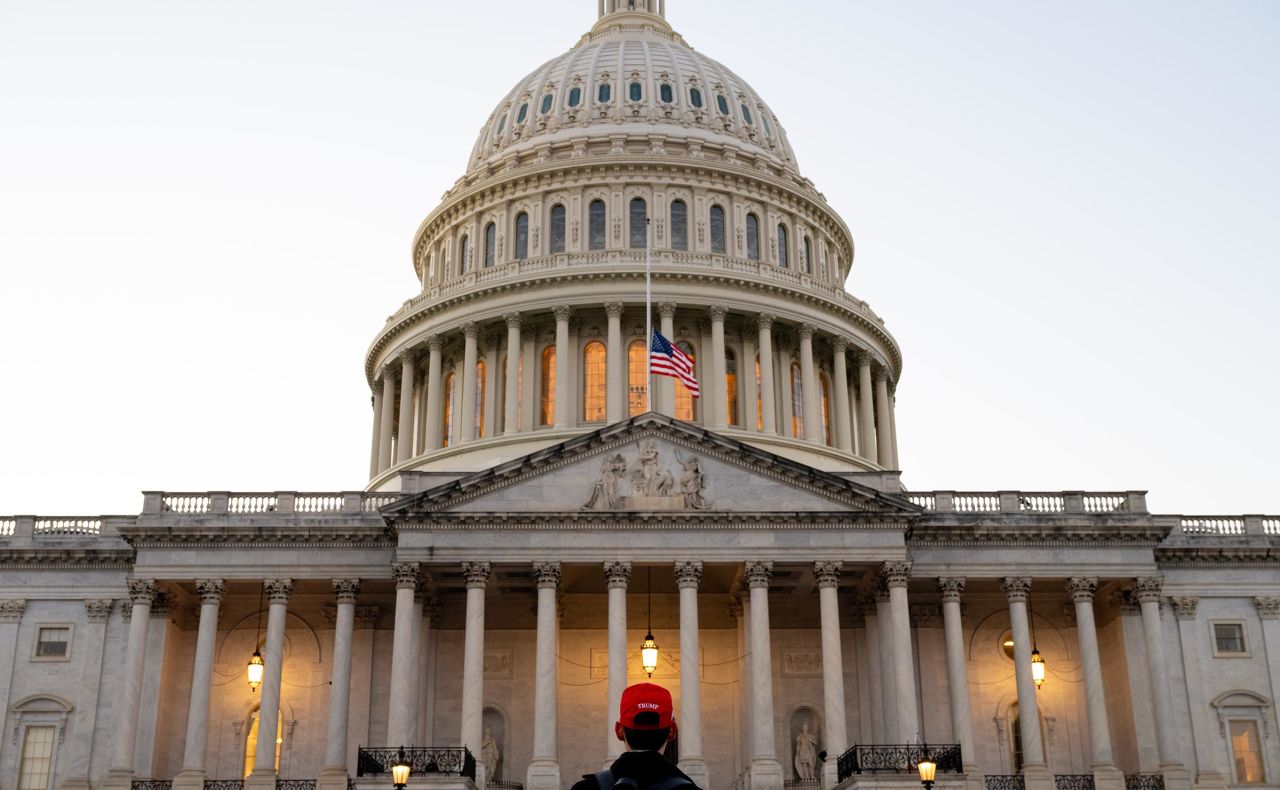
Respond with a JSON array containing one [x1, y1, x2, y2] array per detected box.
[[481, 726, 501, 781], [580, 440, 712, 511], [794, 718, 818, 781]]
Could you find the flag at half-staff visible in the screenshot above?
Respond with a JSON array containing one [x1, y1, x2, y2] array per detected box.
[[650, 331, 700, 398]]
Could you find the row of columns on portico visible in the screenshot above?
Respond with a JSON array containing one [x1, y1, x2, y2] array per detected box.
[[369, 308, 901, 478]]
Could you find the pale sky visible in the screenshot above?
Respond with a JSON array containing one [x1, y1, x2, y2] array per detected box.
[[1, 1, 1277, 516]]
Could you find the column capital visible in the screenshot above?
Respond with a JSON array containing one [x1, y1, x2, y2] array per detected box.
[[0, 599, 25, 623], [553, 305, 574, 322], [938, 576, 966, 603], [831, 336, 849, 354], [1255, 596, 1280, 620], [872, 367, 888, 383], [745, 560, 773, 589], [332, 578, 361, 604], [797, 323, 816, 341], [707, 305, 728, 323], [414, 575, 435, 604], [504, 312, 523, 329], [814, 561, 842, 589], [195, 579, 226, 604], [462, 321, 480, 339], [399, 349, 419, 367], [533, 561, 562, 589], [657, 302, 678, 320], [604, 560, 632, 589], [675, 560, 704, 589], [84, 599, 114, 622], [463, 561, 492, 588], [1066, 576, 1098, 602], [755, 312, 775, 331], [872, 578, 891, 604], [1001, 576, 1031, 602], [1133, 575, 1164, 603], [354, 606, 381, 629], [604, 302, 625, 319], [151, 592, 176, 619], [427, 334, 444, 352], [391, 561, 421, 590], [265, 578, 294, 604], [881, 560, 912, 589], [856, 354, 874, 370], [1169, 596, 1199, 620], [127, 577, 158, 605]]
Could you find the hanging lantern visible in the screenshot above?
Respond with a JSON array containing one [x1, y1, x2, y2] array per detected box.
[[1031, 648, 1046, 689], [391, 747, 411, 789], [247, 649, 265, 692], [641, 631, 659, 677]]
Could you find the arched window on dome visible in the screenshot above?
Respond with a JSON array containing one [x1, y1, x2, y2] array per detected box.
[[516, 103, 528, 124], [790, 361, 804, 438], [539, 346, 556, 426], [589, 200, 607, 250], [515, 212, 530, 260], [495, 115, 506, 135], [660, 84, 674, 104], [754, 354, 763, 431], [459, 235, 470, 274], [725, 348, 739, 427], [441, 372, 455, 448], [484, 222, 496, 268], [475, 360, 486, 438], [777, 224, 790, 268], [740, 103, 754, 126], [762, 112, 773, 137], [716, 94, 730, 116], [629, 81, 643, 102], [549, 205, 566, 254], [803, 236, 813, 275], [709, 205, 727, 254], [598, 82, 612, 104], [674, 341, 697, 422], [540, 94, 553, 115], [820, 372, 832, 445], [628, 340, 647, 416], [582, 341, 606, 422], [689, 87, 704, 109], [568, 87, 582, 108], [670, 200, 688, 251], [746, 213, 760, 261], [629, 198, 648, 249]]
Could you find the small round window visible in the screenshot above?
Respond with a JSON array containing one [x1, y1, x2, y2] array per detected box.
[[516, 103, 528, 124], [568, 87, 582, 108], [716, 94, 730, 116], [740, 104, 754, 125], [629, 82, 643, 101], [689, 88, 703, 108], [659, 84, 673, 104], [540, 94, 554, 114], [598, 83, 612, 103]]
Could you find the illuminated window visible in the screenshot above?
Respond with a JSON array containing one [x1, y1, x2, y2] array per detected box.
[[629, 197, 648, 249], [475, 361, 486, 438], [628, 340, 648, 416], [820, 373, 832, 445], [515, 212, 529, 260], [589, 200, 607, 250], [790, 362, 804, 437], [583, 341, 607, 421], [670, 200, 688, 251], [755, 355, 763, 430], [484, 222, 496, 267], [725, 348, 739, 426], [540, 346, 556, 426], [709, 205, 726, 254], [17, 726, 55, 790], [549, 204, 566, 253], [441, 372, 455, 447], [746, 213, 760, 261], [1230, 720, 1264, 784], [777, 224, 789, 268], [674, 341, 696, 421], [458, 235, 470, 274]]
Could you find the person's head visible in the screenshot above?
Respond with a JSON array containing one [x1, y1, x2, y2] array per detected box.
[[614, 682, 677, 752]]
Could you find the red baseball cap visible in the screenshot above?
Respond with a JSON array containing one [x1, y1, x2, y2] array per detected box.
[[617, 682, 677, 733]]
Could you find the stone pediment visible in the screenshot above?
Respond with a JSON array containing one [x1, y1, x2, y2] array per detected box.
[[383, 414, 919, 518]]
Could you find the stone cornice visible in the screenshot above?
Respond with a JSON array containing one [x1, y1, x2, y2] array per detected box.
[[117, 522, 394, 548], [0, 548, 134, 569], [910, 518, 1164, 546], [1155, 544, 1280, 566], [398, 512, 908, 530]]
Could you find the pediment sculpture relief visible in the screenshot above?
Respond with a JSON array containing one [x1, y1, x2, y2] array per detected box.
[[583, 439, 712, 511]]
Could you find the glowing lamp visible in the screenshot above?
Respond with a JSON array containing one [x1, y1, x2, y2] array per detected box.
[[1031, 648, 1046, 689], [917, 756, 938, 789], [391, 747, 411, 789], [641, 632, 659, 677], [247, 650, 265, 692]]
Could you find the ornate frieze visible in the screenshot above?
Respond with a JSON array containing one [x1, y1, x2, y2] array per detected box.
[[937, 576, 965, 603], [814, 561, 842, 589], [84, 599, 113, 622], [463, 561, 492, 588], [196, 579, 226, 605], [532, 561, 562, 589], [581, 439, 711, 511], [1067, 576, 1098, 603], [745, 560, 773, 589], [1001, 576, 1031, 602], [675, 560, 704, 589], [265, 578, 293, 604]]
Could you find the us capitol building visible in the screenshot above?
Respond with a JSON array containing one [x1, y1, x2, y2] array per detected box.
[[2, 4, 1276, 790]]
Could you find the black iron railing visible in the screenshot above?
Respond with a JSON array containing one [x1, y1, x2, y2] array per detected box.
[[203, 781, 244, 790], [276, 781, 316, 790], [1056, 776, 1095, 790], [1126, 775, 1165, 790], [783, 781, 822, 790], [836, 744, 963, 782], [356, 747, 476, 780], [132, 782, 172, 790], [986, 776, 1026, 790], [489, 781, 525, 790]]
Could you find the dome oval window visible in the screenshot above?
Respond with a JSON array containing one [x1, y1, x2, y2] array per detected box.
[[516, 103, 528, 124], [762, 112, 773, 136], [716, 94, 730, 116], [740, 104, 754, 125], [568, 87, 582, 108], [659, 84, 673, 104], [496, 116, 506, 135], [598, 82, 612, 103], [540, 94, 554, 114], [629, 82, 643, 102], [689, 88, 703, 108]]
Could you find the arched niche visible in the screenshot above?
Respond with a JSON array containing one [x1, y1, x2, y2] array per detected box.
[[482, 706, 508, 781], [787, 704, 823, 782]]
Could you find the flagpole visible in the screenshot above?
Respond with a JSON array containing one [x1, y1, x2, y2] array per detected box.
[[645, 216, 652, 413]]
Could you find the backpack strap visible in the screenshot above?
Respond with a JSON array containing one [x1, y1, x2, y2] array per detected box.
[[647, 775, 696, 790], [595, 768, 616, 790]]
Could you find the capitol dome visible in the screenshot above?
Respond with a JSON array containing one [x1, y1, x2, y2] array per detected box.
[[364, 0, 904, 488]]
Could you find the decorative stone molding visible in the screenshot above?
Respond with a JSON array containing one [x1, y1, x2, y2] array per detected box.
[[657, 302, 678, 320], [745, 560, 773, 589], [675, 560, 704, 588], [707, 305, 728, 323], [332, 578, 361, 604], [1133, 575, 1163, 603], [462, 321, 479, 339], [937, 576, 965, 603], [882, 560, 912, 589], [1067, 577, 1098, 603], [552, 305, 573, 322], [532, 561, 562, 589], [832, 336, 849, 354], [504, 312, 523, 329], [264, 578, 293, 604], [1255, 597, 1280, 620], [603, 560, 632, 589], [1169, 596, 1199, 620], [0, 599, 27, 623], [910, 604, 941, 627], [755, 312, 775, 332], [1001, 576, 1032, 602], [463, 561, 492, 588], [196, 579, 225, 605], [798, 323, 815, 341], [814, 561, 841, 589], [84, 599, 113, 622], [392, 561, 421, 590], [399, 349, 418, 367], [126, 577, 158, 606], [426, 334, 443, 352], [604, 302, 625, 319], [354, 606, 380, 630]]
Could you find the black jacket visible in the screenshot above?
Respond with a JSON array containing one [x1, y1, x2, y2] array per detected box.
[[570, 751, 700, 790]]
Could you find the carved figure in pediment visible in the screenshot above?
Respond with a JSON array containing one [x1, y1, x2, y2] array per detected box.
[[675, 450, 711, 510], [632, 439, 673, 496], [584, 453, 627, 510]]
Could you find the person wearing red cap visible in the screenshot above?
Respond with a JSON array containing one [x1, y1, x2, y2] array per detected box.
[[570, 682, 701, 790]]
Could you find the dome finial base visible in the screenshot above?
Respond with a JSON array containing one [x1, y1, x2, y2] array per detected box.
[[599, 0, 665, 21]]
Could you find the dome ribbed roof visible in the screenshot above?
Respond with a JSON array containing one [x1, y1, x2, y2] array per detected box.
[[468, 11, 799, 176]]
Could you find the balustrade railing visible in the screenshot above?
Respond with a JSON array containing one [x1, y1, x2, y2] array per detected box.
[[906, 494, 936, 511], [164, 495, 211, 513], [836, 744, 962, 782], [1125, 775, 1165, 790], [0, 519, 14, 537], [229, 495, 278, 514], [783, 781, 821, 790], [1083, 494, 1127, 513], [275, 781, 316, 790], [203, 781, 243, 790], [356, 747, 476, 780], [907, 491, 1141, 515], [985, 777, 1025, 790], [1056, 776, 1096, 790], [34, 518, 101, 535], [362, 495, 398, 512], [1020, 494, 1065, 513], [295, 494, 345, 513], [953, 494, 1001, 513], [131, 782, 172, 790], [1180, 517, 1244, 535], [1266, 518, 1280, 535]]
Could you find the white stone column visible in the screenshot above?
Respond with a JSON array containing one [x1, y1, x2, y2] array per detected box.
[[554, 306, 572, 427], [528, 562, 562, 790], [504, 314, 522, 434], [1168, 596, 1225, 790], [856, 357, 877, 462], [397, 352, 418, 463], [104, 579, 156, 788], [378, 372, 396, 472], [746, 561, 784, 790], [605, 303, 625, 422], [831, 339, 853, 452], [742, 330, 759, 432], [173, 580, 224, 790], [461, 562, 492, 787], [369, 387, 383, 478], [676, 561, 709, 787], [604, 561, 632, 762], [387, 562, 420, 747], [888, 388, 900, 469], [939, 578, 979, 785], [424, 335, 445, 450], [709, 307, 729, 430], [460, 322, 480, 442], [756, 314, 778, 435], [1001, 577, 1052, 790], [874, 371, 893, 468], [883, 562, 919, 742], [816, 562, 847, 790], [319, 579, 360, 790], [656, 303, 677, 416], [1065, 579, 1125, 790], [873, 583, 898, 742], [1134, 576, 1191, 790], [249, 579, 292, 787], [798, 325, 821, 442]]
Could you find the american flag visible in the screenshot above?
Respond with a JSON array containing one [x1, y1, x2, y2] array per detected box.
[[650, 331, 700, 398]]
